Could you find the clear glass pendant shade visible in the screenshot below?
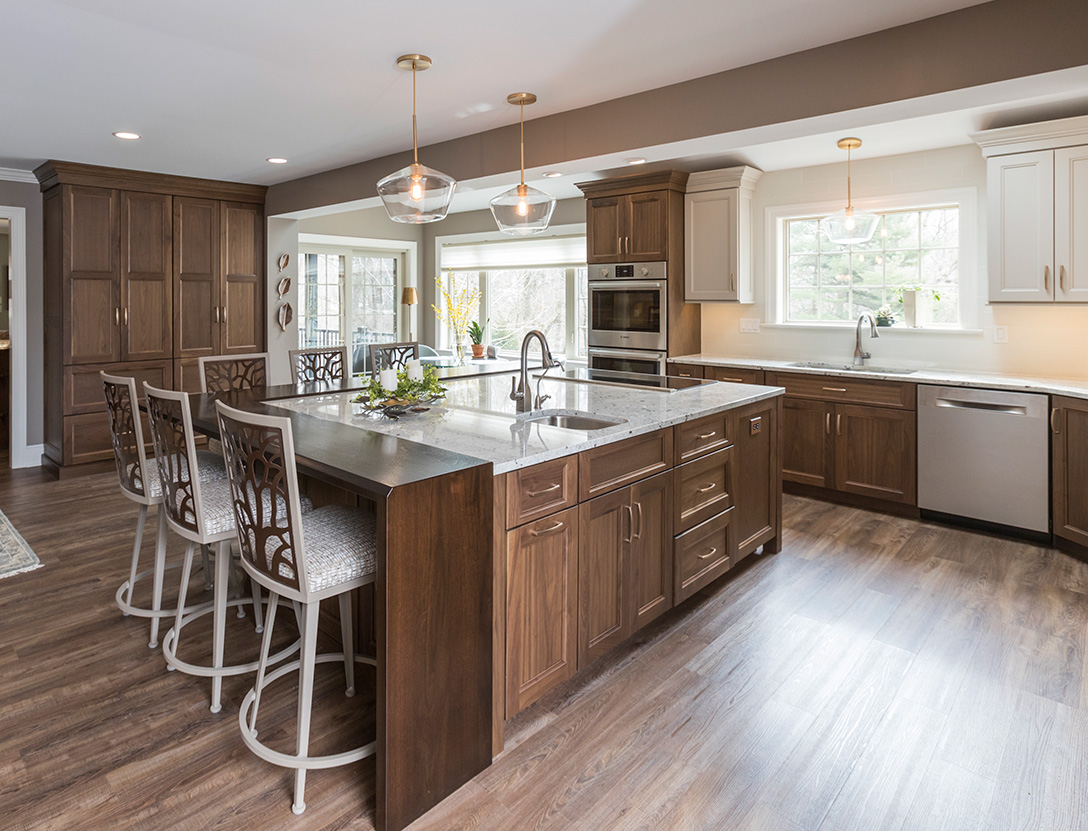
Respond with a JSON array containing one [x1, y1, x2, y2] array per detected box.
[[377, 162, 457, 224], [822, 206, 880, 245], [490, 183, 557, 236]]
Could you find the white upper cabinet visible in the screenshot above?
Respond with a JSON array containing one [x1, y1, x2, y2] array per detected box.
[[684, 166, 762, 302], [973, 115, 1088, 303]]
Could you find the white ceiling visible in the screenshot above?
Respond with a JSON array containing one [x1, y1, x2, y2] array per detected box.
[[0, 0, 993, 184]]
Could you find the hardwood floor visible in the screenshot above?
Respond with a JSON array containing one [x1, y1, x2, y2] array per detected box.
[[1, 467, 1086, 830]]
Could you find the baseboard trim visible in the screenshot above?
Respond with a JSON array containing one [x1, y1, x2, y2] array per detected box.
[[11, 443, 44, 469]]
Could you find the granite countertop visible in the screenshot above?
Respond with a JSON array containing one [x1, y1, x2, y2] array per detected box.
[[671, 354, 1088, 399], [268, 371, 782, 475]]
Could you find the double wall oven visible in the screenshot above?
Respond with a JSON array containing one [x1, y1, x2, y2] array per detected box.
[[587, 261, 668, 374]]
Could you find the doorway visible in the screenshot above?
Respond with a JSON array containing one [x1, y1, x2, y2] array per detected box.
[[0, 218, 9, 469]]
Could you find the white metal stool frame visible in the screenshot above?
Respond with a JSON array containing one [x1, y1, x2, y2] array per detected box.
[[216, 400, 377, 815], [144, 383, 295, 714], [101, 371, 220, 649]]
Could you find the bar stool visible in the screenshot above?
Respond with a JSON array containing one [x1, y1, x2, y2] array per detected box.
[[215, 400, 377, 815], [101, 372, 225, 649], [288, 346, 349, 383], [368, 341, 419, 376], [143, 383, 299, 713], [198, 352, 269, 394]]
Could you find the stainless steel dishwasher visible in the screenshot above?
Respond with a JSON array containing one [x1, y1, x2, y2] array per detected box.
[[917, 385, 1049, 533]]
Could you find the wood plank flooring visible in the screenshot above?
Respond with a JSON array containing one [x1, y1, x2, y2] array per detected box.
[[1, 467, 1087, 830]]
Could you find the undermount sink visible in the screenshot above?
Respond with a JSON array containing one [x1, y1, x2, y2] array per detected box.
[[521, 411, 627, 431], [788, 361, 917, 375]]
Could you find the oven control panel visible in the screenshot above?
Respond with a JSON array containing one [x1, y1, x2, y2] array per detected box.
[[595, 261, 667, 281]]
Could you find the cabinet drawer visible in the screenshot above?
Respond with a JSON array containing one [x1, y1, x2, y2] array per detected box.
[[667, 363, 704, 379], [506, 456, 579, 529], [63, 412, 116, 465], [675, 411, 731, 463], [580, 429, 673, 501], [64, 360, 173, 415], [765, 371, 915, 409], [675, 446, 733, 533], [674, 509, 732, 604], [705, 366, 765, 385]]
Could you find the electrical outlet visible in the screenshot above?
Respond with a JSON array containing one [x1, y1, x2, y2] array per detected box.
[[993, 325, 1009, 343], [740, 318, 761, 333]]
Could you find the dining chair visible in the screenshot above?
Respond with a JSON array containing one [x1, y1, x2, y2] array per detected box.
[[288, 346, 349, 384], [144, 383, 301, 713], [198, 352, 269, 394], [368, 341, 419, 376], [101, 372, 226, 649], [216, 400, 378, 815]]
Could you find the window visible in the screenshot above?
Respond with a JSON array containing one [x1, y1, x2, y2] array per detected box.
[[783, 205, 961, 326], [439, 233, 588, 359]]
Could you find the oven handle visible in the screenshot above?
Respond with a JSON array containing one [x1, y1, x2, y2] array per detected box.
[[588, 347, 668, 362], [588, 281, 665, 291]]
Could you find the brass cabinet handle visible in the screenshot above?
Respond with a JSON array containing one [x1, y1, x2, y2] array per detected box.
[[678, 373, 692, 377], [221, 304, 227, 324], [730, 273, 736, 292], [1045, 265, 1050, 292], [626, 236, 630, 255], [697, 547, 718, 560], [696, 431, 717, 440], [826, 412, 831, 434], [123, 307, 129, 325], [1060, 265, 1066, 292], [114, 307, 120, 326], [836, 413, 842, 436], [618, 236, 622, 255], [634, 501, 643, 540], [697, 482, 717, 493], [1051, 408, 1061, 434], [719, 377, 744, 383], [528, 521, 564, 537], [823, 387, 847, 392], [623, 505, 634, 544], [214, 306, 220, 323], [527, 482, 562, 497]]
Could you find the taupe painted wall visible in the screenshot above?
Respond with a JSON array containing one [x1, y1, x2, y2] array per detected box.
[[0, 180, 44, 446], [266, 0, 1088, 217], [298, 207, 425, 244]]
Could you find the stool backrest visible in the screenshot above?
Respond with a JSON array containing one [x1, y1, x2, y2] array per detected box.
[[368, 341, 419, 376], [198, 352, 269, 394], [143, 383, 208, 539], [101, 372, 152, 500], [215, 401, 307, 596], [289, 346, 349, 384]]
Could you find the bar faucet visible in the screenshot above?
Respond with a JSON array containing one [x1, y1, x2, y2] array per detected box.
[[510, 329, 560, 413], [853, 312, 880, 366]]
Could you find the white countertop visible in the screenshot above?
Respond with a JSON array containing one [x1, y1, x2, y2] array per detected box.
[[270, 371, 781, 474], [671, 354, 1088, 400]]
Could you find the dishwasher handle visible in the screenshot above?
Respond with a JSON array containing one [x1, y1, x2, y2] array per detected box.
[[935, 397, 1028, 415]]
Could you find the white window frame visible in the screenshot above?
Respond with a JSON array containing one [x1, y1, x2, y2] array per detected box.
[[766, 188, 978, 331]]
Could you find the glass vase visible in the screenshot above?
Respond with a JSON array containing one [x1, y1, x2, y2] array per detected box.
[[453, 329, 466, 365]]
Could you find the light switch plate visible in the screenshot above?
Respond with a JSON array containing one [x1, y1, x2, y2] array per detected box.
[[740, 318, 761, 333], [993, 325, 1009, 343]]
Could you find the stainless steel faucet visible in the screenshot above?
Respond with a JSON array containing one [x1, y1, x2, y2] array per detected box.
[[853, 312, 880, 366], [510, 329, 560, 413]]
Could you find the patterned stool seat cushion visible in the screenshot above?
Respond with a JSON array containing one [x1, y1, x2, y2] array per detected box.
[[190, 477, 312, 538], [299, 505, 378, 594], [135, 450, 227, 501]]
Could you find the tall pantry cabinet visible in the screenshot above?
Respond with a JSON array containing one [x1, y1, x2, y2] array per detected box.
[[36, 161, 266, 476]]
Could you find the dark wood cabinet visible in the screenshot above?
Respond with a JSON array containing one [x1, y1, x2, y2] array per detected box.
[[583, 190, 669, 264], [733, 398, 782, 559], [64, 186, 119, 365], [221, 201, 265, 354], [585, 196, 624, 262], [834, 404, 916, 504], [705, 366, 765, 385], [1053, 395, 1088, 548], [629, 472, 673, 632], [781, 397, 834, 488], [120, 191, 173, 361]]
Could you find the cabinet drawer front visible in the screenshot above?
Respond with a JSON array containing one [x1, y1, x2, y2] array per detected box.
[[766, 371, 915, 409], [580, 429, 673, 501], [63, 412, 116, 466], [675, 446, 733, 533], [506, 456, 579, 529], [667, 363, 704, 379], [674, 509, 732, 604], [64, 360, 173, 415], [705, 366, 765, 385], [675, 411, 731, 463]]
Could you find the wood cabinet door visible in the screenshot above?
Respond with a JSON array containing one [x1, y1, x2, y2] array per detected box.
[[174, 197, 220, 357], [220, 201, 265, 354], [781, 397, 833, 488], [733, 398, 781, 559], [1053, 397, 1088, 547], [630, 471, 673, 633], [987, 151, 1054, 302], [120, 191, 172, 361], [586, 196, 625, 263], [64, 186, 120, 364], [1054, 145, 1088, 302], [627, 190, 669, 261], [834, 404, 916, 505], [579, 487, 631, 666], [505, 507, 579, 717]]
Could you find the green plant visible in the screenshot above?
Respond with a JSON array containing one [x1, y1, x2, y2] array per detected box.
[[353, 366, 447, 405], [875, 304, 894, 321], [894, 285, 941, 302], [468, 319, 487, 345]]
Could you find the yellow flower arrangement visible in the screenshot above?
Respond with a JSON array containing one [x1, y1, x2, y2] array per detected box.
[[432, 274, 480, 361]]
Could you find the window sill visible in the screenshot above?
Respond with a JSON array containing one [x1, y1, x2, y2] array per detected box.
[[763, 323, 983, 336]]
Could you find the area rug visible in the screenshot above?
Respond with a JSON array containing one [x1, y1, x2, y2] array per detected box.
[[0, 507, 40, 579]]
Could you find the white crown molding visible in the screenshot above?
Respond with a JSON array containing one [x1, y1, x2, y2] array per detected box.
[[687, 165, 764, 194], [970, 114, 1088, 158], [0, 167, 38, 184]]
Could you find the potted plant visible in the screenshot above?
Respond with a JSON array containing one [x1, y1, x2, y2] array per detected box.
[[895, 286, 941, 327], [468, 319, 488, 359], [874, 304, 895, 327]]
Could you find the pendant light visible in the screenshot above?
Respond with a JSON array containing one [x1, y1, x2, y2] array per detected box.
[[822, 137, 880, 245], [490, 93, 556, 236], [377, 54, 457, 224]]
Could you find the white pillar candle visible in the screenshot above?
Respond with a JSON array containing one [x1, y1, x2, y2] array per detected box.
[[407, 360, 423, 382], [379, 368, 398, 391]]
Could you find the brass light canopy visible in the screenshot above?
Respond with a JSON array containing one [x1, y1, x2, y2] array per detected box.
[[377, 54, 457, 224], [490, 92, 557, 236], [822, 136, 880, 245]]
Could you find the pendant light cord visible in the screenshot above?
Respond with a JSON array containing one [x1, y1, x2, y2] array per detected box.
[[846, 144, 852, 211], [412, 61, 419, 165], [519, 102, 526, 188]]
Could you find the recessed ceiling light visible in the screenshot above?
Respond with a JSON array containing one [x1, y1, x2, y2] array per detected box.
[[113, 131, 141, 140], [543, 171, 563, 178], [267, 157, 288, 164], [626, 157, 646, 165]]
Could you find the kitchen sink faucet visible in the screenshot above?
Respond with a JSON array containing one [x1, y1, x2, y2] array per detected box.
[[854, 312, 880, 366], [511, 329, 561, 413]]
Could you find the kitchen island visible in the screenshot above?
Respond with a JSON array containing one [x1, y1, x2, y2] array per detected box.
[[189, 370, 783, 829]]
